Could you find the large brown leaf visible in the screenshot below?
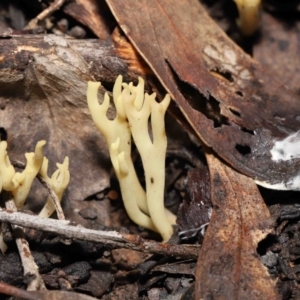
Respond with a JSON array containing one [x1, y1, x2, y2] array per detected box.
[[106, 0, 300, 190], [195, 151, 280, 299]]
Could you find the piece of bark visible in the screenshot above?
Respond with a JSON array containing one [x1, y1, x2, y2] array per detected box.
[[194, 151, 280, 300], [105, 0, 300, 190], [177, 168, 212, 240], [76, 270, 114, 297], [0, 33, 149, 95]]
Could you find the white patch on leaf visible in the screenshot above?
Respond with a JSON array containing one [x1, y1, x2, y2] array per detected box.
[[270, 130, 300, 162]]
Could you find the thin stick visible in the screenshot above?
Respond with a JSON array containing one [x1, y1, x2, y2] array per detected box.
[[0, 281, 41, 300], [0, 209, 200, 259], [4, 194, 46, 291], [37, 175, 65, 220], [12, 160, 65, 220], [25, 0, 66, 30]]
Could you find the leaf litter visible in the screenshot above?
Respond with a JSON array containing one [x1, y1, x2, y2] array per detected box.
[[0, 0, 300, 299]]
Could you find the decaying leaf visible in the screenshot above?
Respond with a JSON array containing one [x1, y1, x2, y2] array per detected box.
[[106, 0, 300, 190], [194, 151, 279, 299]]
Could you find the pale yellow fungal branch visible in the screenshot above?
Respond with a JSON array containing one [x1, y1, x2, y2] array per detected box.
[[122, 81, 173, 242], [87, 76, 175, 242], [39, 156, 70, 218], [0, 140, 46, 208], [0, 140, 70, 252], [87, 79, 148, 213], [13, 140, 46, 209], [110, 138, 157, 232], [0, 140, 46, 253], [87, 78, 158, 231], [233, 0, 261, 36], [0, 141, 22, 192]]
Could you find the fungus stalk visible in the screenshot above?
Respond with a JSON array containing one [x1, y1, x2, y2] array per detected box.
[[13, 140, 46, 209], [234, 0, 261, 36], [38, 156, 70, 219], [122, 81, 173, 242], [110, 138, 157, 232], [0, 140, 46, 209]]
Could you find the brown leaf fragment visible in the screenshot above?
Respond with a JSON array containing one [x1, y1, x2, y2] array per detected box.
[[177, 168, 212, 240], [152, 261, 195, 276], [111, 248, 150, 270], [105, 0, 300, 190], [64, 0, 116, 39], [112, 28, 153, 79], [195, 151, 280, 300], [77, 270, 114, 297], [101, 283, 139, 300], [138, 274, 167, 293]]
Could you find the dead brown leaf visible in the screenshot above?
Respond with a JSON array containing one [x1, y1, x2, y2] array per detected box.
[[106, 0, 300, 189], [194, 151, 279, 300]]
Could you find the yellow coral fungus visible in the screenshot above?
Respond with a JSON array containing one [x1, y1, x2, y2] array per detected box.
[[87, 76, 175, 241]]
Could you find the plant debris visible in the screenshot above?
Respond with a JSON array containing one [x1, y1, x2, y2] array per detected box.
[[0, 0, 300, 299]]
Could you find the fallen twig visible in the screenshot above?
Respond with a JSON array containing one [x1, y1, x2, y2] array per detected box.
[[25, 0, 66, 30], [0, 209, 200, 259], [3, 193, 46, 291]]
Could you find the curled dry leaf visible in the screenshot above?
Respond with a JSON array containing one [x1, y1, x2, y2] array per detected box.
[[194, 151, 279, 300], [106, 0, 300, 190]]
